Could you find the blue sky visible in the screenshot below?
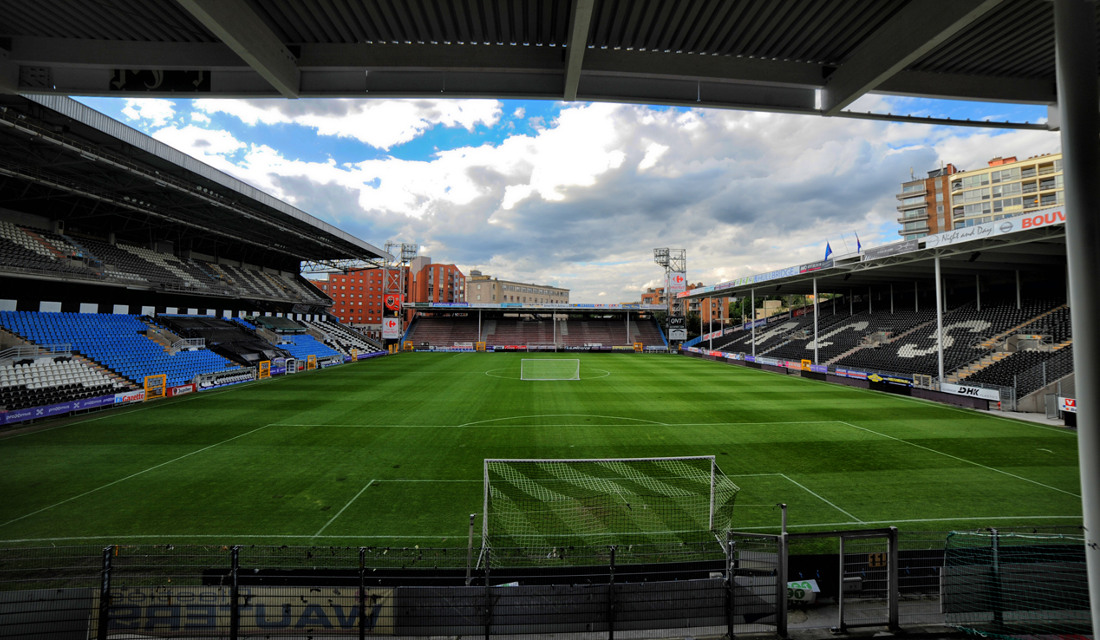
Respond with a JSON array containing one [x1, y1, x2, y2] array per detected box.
[[75, 94, 1059, 302]]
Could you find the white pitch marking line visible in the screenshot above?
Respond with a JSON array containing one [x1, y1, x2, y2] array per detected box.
[[779, 473, 863, 522], [838, 420, 1080, 498], [0, 533, 465, 544], [313, 479, 375, 539], [0, 423, 275, 529], [267, 420, 836, 429]]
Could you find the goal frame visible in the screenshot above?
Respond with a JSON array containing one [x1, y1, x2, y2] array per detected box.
[[520, 358, 580, 381], [482, 455, 726, 547]]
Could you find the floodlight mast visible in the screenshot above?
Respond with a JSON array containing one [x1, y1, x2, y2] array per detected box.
[[383, 240, 418, 345], [654, 247, 686, 343]]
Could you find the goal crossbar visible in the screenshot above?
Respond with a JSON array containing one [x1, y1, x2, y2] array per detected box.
[[482, 456, 738, 554]]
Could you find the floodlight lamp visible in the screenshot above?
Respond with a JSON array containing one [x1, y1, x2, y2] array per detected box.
[[653, 247, 670, 267], [401, 243, 419, 262]]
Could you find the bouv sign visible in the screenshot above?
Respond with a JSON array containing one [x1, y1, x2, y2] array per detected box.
[[384, 294, 403, 311]]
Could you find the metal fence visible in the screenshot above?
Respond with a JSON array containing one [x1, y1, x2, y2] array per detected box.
[[0, 526, 1089, 639]]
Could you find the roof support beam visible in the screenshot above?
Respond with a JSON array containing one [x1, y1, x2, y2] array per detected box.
[[563, 0, 595, 100], [174, 0, 301, 98], [821, 0, 1004, 115]]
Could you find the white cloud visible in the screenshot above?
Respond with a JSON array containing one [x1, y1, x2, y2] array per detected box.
[[192, 98, 502, 150], [121, 98, 176, 127], [128, 97, 1061, 302]]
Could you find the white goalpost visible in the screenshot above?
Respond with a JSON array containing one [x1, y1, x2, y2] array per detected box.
[[520, 358, 580, 380], [482, 456, 739, 557]]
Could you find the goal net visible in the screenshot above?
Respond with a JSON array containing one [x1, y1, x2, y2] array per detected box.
[[520, 358, 580, 380], [483, 456, 739, 556]]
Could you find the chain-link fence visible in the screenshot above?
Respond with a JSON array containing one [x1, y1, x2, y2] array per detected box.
[[0, 526, 1090, 639]]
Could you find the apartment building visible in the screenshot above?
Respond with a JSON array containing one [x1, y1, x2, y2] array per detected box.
[[465, 270, 568, 304], [896, 163, 959, 240], [950, 153, 1063, 229], [898, 153, 1064, 239]]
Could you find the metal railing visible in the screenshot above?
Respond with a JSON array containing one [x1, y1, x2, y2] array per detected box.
[[2, 526, 1085, 639]]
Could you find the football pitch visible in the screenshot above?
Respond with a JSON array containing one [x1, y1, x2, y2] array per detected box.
[[0, 353, 1083, 549]]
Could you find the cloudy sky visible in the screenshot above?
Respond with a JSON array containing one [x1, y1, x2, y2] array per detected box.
[[75, 95, 1060, 302]]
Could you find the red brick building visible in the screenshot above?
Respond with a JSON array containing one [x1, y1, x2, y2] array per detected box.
[[311, 258, 465, 331]]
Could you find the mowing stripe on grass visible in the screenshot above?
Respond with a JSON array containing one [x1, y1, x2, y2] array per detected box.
[[0, 423, 274, 529], [267, 420, 841, 429], [460, 414, 669, 427], [838, 420, 1080, 498], [701, 357, 1073, 435], [779, 473, 863, 522], [313, 479, 375, 538]]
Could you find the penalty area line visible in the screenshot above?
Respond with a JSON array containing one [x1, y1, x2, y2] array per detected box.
[[779, 474, 863, 523], [838, 420, 1080, 498], [313, 479, 375, 539]]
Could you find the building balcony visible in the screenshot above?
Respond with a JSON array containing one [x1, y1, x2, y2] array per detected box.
[[897, 211, 929, 224], [896, 200, 927, 212], [896, 185, 926, 199]]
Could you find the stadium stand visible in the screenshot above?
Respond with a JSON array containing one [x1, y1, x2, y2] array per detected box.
[[0, 356, 126, 411], [303, 319, 385, 355], [0, 311, 242, 388], [833, 300, 1065, 378], [156, 316, 288, 367], [407, 316, 482, 346], [763, 309, 937, 363], [0, 220, 331, 304], [254, 316, 307, 333], [0, 220, 98, 278], [276, 334, 343, 360], [964, 345, 1074, 397]]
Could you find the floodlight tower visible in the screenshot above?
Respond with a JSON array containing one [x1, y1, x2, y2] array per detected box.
[[654, 248, 687, 342], [383, 241, 418, 341]]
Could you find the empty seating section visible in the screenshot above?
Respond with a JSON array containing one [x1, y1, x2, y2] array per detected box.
[[120, 244, 211, 289], [834, 300, 1066, 379], [408, 317, 481, 345], [965, 346, 1074, 396], [0, 311, 240, 388], [303, 319, 383, 354], [0, 221, 325, 303], [0, 357, 126, 411], [254, 316, 306, 332], [76, 237, 181, 284], [278, 334, 342, 360], [631, 318, 666, 346], [488, 318, 559, 345], [0, 220, 98, 277], [765, 310, 936, 363], [714, 314, 821, 353], [1012, 305, 1072, 343], [157, 316, 287, 366]]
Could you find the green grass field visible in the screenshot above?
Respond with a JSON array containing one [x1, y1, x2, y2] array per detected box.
[[0, 353, 1083, 550]]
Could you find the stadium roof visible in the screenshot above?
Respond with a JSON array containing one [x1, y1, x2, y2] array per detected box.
[[682, 209, 1068, 299], [0, 93, 390, 266], [0, 0, 1086, 128]]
